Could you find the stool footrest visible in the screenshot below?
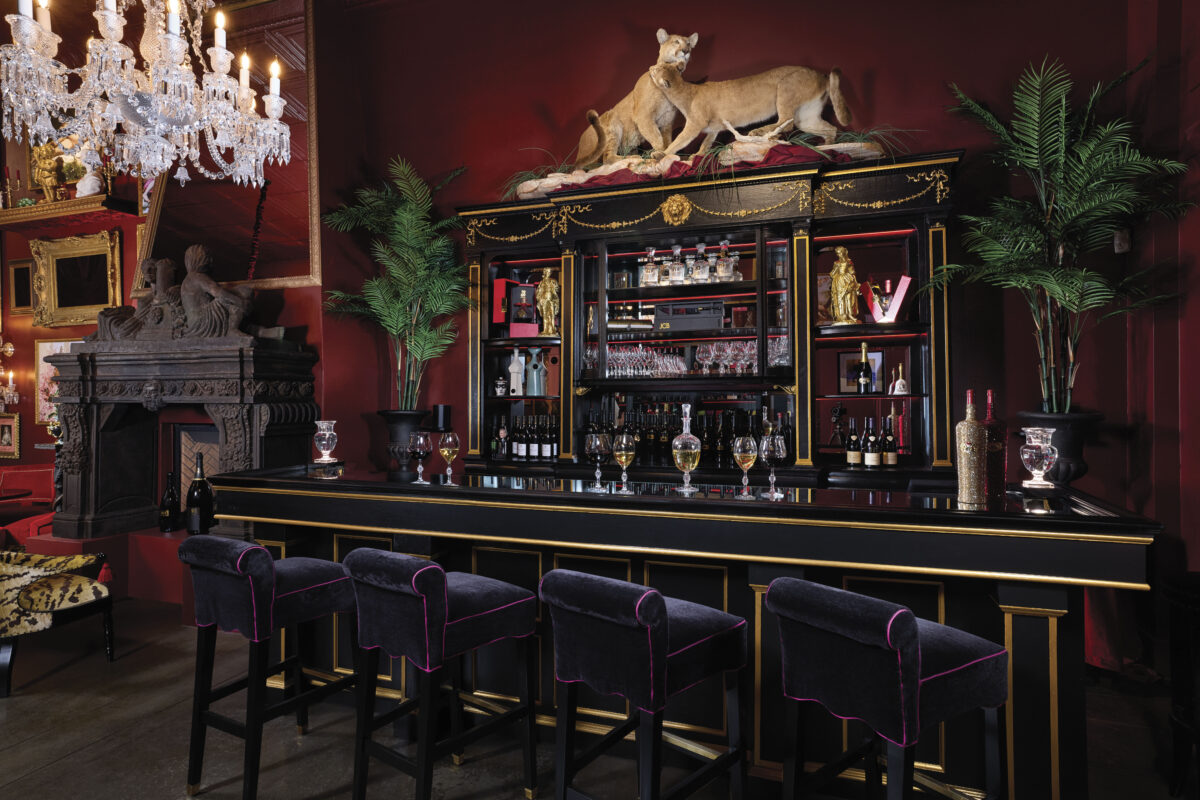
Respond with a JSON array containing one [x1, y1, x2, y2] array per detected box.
[[201, 709, 247, 739], [432, 704, 527, 758], [800, 737, 875, 794], [207, 674, 251, 704], [264, 672, 354, 724], [663, 747, 744, 800], [569, 711, 640, 776], [369, 697, 419, 732]]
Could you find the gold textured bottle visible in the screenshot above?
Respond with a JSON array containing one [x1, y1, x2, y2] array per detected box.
[[955, 389, 987, 510]]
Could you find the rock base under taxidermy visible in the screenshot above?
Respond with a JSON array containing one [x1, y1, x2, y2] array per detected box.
[[515, 140, 883, 200]]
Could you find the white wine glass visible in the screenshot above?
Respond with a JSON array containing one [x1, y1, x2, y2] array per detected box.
[[732, 435, 757, 500], [438, 431, 460, 487], [408, 431, 432, 485], [583, 433, 611, 493], [759, 434, 786, 501], [612, 432, 636, 495]]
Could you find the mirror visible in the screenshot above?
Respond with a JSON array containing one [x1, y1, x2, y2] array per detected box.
[[8, 259, 33, 314], [29, 231, 122, 328], [137, 0, 319, 292]]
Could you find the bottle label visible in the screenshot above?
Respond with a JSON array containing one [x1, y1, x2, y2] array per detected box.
[[515, 443, 525, 458], [883, 452, 899, 466], [863, 451, 881, 467], [541, 444, 552, 458], [846, 451, 862, 465]]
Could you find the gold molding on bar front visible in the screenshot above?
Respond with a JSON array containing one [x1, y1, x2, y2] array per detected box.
[[216, 512, 1151, 591]]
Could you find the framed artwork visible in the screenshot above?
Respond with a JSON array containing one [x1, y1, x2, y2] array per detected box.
[[29, 230, 122, 328], [8, 258, 33, 315], [815, 274, 832, 324], [34, 338, 83, 425], [838, 349, 884, 393], [0, 413, 19, 459]]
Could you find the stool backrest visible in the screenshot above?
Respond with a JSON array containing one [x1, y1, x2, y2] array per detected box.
[[765, 577, 920, 746], [539, 569, 668, 712], [179, 535, 276, 642], [344, 548, 448, 671]]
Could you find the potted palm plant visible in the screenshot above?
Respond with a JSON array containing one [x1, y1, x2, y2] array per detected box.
[[324, 157, 473, 474], [933, 59, 1188, 482]]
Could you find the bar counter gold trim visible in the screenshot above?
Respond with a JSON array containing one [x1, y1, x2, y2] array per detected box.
[[216, 484, 1155, 546], [217, 512, 1150, 592], [1000, 603, 1067, 800]]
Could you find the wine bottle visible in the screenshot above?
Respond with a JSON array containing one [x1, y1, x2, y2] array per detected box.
[[983, 389, 1007, 504], [550, 414, 559, 460], [158, 471, 180, 532], [699, 412, 713, 467], [513, 416, 527, 462], [657, 405, 671, 467], [185, 453, 214, 536], [496, 416, 509, 461], [781, 411, 794, 450], [882, 416, 899, 467], [540, 415, 554, 462], [856, 342, 873, 395], [862, 417, 881, 468], [845, 417, 862, 466], [714, 412, 727, 470], [955, 390, 987, 510]]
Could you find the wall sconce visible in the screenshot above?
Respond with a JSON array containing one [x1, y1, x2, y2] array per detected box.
[[0, 336, 18, 410]]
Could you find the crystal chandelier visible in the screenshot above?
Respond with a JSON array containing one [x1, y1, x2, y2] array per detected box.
[[0, 0, 289, 188]]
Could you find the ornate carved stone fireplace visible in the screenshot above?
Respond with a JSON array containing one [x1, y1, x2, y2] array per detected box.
[[48, 336, 318, 538]]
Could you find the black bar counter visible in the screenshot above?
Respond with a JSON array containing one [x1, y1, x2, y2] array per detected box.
[[211, 466, 1158, 800]]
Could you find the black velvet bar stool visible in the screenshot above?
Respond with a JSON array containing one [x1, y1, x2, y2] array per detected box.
[[344, 548, 538, 800], [539, 569, 748, 800], [178, 535, 358, 800], [765, 577, 1008, 800]]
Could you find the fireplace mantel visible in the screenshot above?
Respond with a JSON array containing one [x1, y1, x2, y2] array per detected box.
[[47, 337, 318, 539]]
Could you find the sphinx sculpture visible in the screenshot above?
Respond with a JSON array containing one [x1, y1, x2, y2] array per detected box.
[[90, 244, 255, 342]]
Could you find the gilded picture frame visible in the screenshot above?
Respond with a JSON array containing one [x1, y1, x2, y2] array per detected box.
[[34, 338, 83, 425], [8, 258, 34, 315], [0, 412, 19, 459], [29, 230, 122, 328], [838, 349, 884, 394]]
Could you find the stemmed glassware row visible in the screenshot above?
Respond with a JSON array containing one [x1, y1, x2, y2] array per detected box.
[[408, 430, 459, 487]]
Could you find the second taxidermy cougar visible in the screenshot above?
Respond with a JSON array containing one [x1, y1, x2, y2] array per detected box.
[[575, 28, 699, 169], [648, 63, 851, 157]]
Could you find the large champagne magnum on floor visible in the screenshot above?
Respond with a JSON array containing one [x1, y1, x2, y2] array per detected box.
[[185, 453, 215, 535]]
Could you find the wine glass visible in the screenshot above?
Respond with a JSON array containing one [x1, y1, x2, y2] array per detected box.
[[612, 432, 636, 495], [313, 420, 338, 463], [408, 430, 432, 485], [438, 431, 460, 487], [759, 434, 787, 501], [583, 432, 611, 493], [732, 435, 758, 500], [1019, 427, 1058, 489]]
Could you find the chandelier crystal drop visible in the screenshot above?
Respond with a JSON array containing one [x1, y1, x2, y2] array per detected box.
[[0, 0, 289, 188]]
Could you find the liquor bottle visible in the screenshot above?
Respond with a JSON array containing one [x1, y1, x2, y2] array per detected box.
[[699, 412, 713, 467], [983, 389, 1007, 504], [882, 416, 899, 467], [671, 403, 702, 495], [955, 390, 987, 510], [550, 415, 559, 460], [158, 472, 180, 532], [893, 363, 909, 395], [495, 417, 509, 461], [185, 453, 214, 536], [657, 405, 671, 466], [856, 342, 873, 395], [845, 417, 862, 466], [714, 412, 728, 470], [540, 415, 554, 462], [780, 412, 794, 450], [862, 417, 881, 468]]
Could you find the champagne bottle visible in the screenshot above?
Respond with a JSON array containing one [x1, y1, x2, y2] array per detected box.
[[845, 417, 862, 466], [856, 342, 873, 394], [882, 416, 899, 467], [158, 471, 180, 532], [955, 390, 987, 510], [983, 389, 1007, 504], [185, 453, 214, 536], [862, 417, 881, 468]]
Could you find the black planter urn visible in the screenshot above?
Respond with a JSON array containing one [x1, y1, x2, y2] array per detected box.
[[1015, 410, 1103, 486], [379, 409, 428, 481]]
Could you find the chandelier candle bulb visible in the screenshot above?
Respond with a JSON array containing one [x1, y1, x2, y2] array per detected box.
[[239, 52, 250, 89], [166, 0, 179, 35], [34, 0, 48, 32], [268, 60, 280, 96], [18, 0, 31, 18], [213, 11, 225, 48], [103, 0, 115, 10]]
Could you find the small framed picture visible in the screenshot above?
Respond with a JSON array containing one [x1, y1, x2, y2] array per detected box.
[[0, 413, 19, 459], [8, 258, 33, 315], [838, 349, 884, 393], [815, 274, 833, 324]]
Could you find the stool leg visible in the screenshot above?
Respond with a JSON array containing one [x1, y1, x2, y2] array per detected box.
[[637, 709, 663, 800], [102, 597, 115, 662], [242, 638, 271, 800], [353, 647, 381, 800], [554, 681, 578, 800], [519, 636, 539, 798], [863, 737, 882, 800], [186, 625, 217, 796], [983, 706, 1002, 799], [289, 623, 309, 734], [415, 666, 442, 800], [884, 742, 915, 800], [449, 655, 466, 764], [782, 698, 804, 800], [726, 669, 746, 800]]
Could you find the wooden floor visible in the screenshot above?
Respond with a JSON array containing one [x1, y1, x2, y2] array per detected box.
[[0, 598, 1183, 799]]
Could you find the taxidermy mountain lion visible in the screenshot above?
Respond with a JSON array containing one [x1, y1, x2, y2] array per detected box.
[[648, 62, 851, 157], [575, 28, 699, 169]]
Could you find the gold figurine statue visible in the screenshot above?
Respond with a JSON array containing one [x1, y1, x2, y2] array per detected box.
[[31, 141, 63, 204], [829, 245, 860, 325], [536, 268, 560, 336]]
